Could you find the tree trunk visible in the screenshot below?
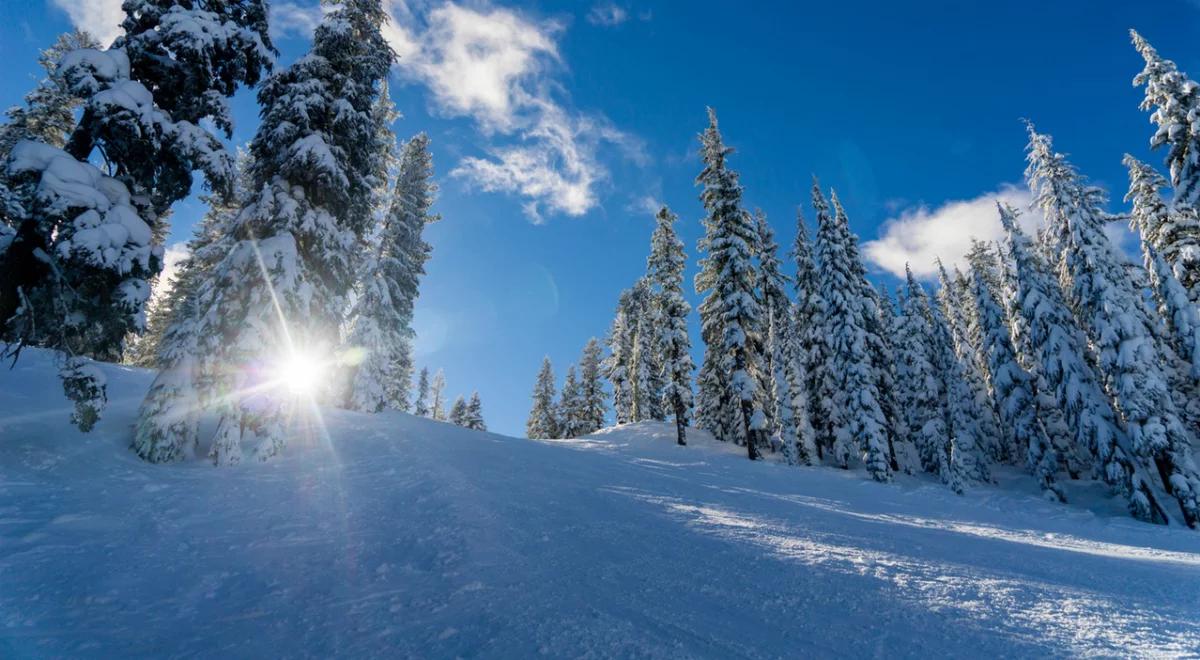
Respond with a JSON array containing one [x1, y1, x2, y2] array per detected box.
[[674, 397, 687, 446]]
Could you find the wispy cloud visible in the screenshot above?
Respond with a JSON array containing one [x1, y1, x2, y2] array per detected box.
[[269, 1, 325, 39], [386, 1, 640, 221], [48, 0, 123, 46], [587, 2, 628, 27], [863, 184, 1042, 280]]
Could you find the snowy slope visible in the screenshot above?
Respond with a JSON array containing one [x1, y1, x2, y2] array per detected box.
[[1, 350, 1198, 658]]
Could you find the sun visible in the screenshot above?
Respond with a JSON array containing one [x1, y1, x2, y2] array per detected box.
[[272, 351, 325, 397]]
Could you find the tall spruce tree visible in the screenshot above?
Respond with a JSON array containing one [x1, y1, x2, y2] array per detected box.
[[791, 210, 828, 459], [628, 279, 663, 422], [578, 338, 608, 434], [527, 357, 559, 439], [1130, 31, 1200, 302], [413, 367, 431, 417], [603, 292, 634, 425], [755, 209, 790, 435], [429, 369, 447, 421], [345, 133, 439, 412], [148, 0, 391, 464], [895, 268, 948, 475], [647, 206, 694, 445], [1028, 126, 1200, 527], [465, 392, 486, 431], [694, 108, 767, 460], [558, 365, 585, 439], [967, 250, 1062, 500], [448, 395, 468, 427], [1001, 204, 1174, 524], [813, 186, 891, 480]]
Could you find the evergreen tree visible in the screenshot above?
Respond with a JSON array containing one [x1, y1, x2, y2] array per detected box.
[[0, 31, 97, 161], [603, 294, 634, 424], [873, 284, 915, 472], [1028, 126, 1200, 527], [813, 186, 890, 480], [967, 250, 1063, 500], [790, 209, 828, 459], [527, 356, 559, 439], [647, 206, 694, 445], [628, 279, 663, 422], [558, 365, 585, 438], [1130, 31, 1200, 302], [162, 0, 391, 464], [345, 133, 439, 412], [447, 395, 468, 427], [895, 269, 948, 476], [936, 259, 1004, 462], [429, 369, 447, 422], [754, 209, 790, 434], [578, 338, 608, 434], [465, 392, 486, 431], [694, 108, 767, 460], [413, 367, 431, 417], [1001, 203, 1173, 524]]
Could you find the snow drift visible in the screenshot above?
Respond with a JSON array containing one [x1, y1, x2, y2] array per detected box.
[[1, 350, 1198, 657]]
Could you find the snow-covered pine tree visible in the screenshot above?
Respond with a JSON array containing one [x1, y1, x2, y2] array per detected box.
[[927, 285, 991, 493], [935, 259, 1004, 462], [873, 284, 915, 472], [465, 392, 487, 431], [345, 132, 440, 412], [0, 30, 96, 162], [157, 0, 391, 465], [813, 186, 891, 480], [694, 108, 767, 460], [1027, 126, 1200, 527], [1000, 203, 1173, 524], [413, 367, 431, 417], [895, 268, 949, 475], [790, 209, 828, 459], [754, 209, 791, 437], [768, 306, 816, 465], [603, 293, 634, 424], [430, 369, 447, 422], [1130, 31, 1200, 302], [628, 279, 663, 422], [448, 395, 468, 427], [527, 357, 559, 439], [578, 338, 608, 434], [967, 249, 1062, 499], [558, 365, 584, 438], [1125, 155, 1200, 380], [647, 205, 694, 446]]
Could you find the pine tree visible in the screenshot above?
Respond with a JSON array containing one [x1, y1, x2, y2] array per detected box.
[[603, 294, 634, 424], [1130, 31, 1200, 302], [558, 365, 585, 438], [413, 367, 431, 417], [429, 369, 447, 422], [647, 206, 694, 446], [163, 0, 391, 464], [1001, 203, 1173, 524], [578, 338, 608, 434], [448, 395, 468, 427], [694, 108, 767, 460], [345, 132, 439, 412], [1028, 126, 1200, 527], [895, 268, 948, 476], [465, 392, 487, 431], [967, 249, 1063, 500], [754, 210, 790, 435], [628, 279, 663, 422], [936, 259, 1004, 462], [791, 209, 828, 459], [0, 30, 97, 161], [527, 357, 559, 439], [813, 186, 891, 480]]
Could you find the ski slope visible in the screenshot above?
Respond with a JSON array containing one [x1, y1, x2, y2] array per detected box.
[[1, 350, 1198, 658]]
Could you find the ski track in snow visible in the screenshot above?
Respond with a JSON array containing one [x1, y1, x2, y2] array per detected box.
[[0, 350, 1198, 658]]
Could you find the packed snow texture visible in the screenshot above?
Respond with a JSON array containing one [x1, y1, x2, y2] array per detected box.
[[1, 350, 1198, 657]]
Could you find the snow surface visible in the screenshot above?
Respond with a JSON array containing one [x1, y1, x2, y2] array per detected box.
[[1, 350, 1199, 658]]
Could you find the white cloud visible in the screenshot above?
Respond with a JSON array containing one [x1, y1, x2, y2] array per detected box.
[[147, 242, 190, 308], [587, 2, 628, 27], [385, 1, 637, 221], [269, 2, 325, 39], [863, 184, 1043, 280], [49, 0, 123, 46]]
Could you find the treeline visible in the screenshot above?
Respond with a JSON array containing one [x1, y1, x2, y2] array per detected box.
[[529, 32, 1200, 528]]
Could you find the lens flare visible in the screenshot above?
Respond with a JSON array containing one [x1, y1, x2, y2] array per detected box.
[[273, 351, 324, 397]]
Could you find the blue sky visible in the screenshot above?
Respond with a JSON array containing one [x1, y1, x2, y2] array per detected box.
[[4, 0, 1199, 435]]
